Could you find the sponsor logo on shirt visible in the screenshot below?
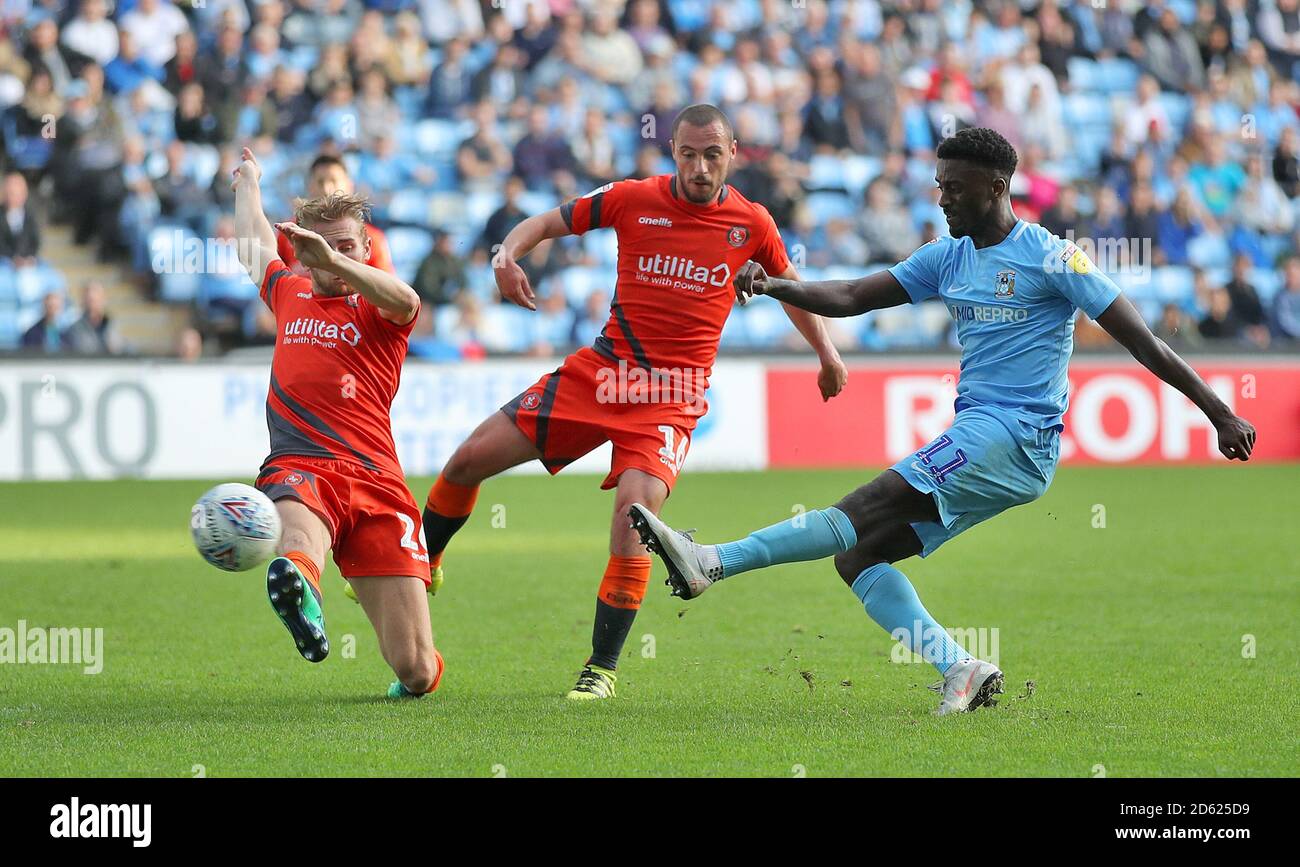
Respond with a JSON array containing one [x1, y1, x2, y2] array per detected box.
[[282, 317, 362, 348], [1059, 242, 1091, 275], [635, 253, 731, 293], [948, 304, 1029, 323], [638, 216, 673, 227]]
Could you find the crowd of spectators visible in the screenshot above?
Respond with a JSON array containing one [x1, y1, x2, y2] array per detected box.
[[3, 0, 1300, 358]]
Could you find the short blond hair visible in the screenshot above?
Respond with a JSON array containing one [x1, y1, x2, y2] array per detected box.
[[293, 191, 371, 231]]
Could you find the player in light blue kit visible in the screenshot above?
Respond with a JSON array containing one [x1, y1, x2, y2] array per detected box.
[[629, 128, 1256, 715]]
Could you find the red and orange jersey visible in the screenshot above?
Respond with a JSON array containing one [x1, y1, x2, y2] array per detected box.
[[560, 174, 790, 385], [277, 223, 394, 275], [259, 259, 414, 478]]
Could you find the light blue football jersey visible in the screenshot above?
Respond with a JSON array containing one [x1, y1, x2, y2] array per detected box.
[[888, 220, 1122, 429]]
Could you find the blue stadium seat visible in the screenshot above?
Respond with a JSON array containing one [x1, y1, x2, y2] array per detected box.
[[1250, 267, 1284, 303], [583, 229, 620, 266], [1157, 93, 1193, 134], [1067, 57, 1100, 92], [1187, 233, 1231, 270], [413, 118, 472, 160], [1152, 266, 1195, 305], [551, 266, 613, 309], [739, 300, 795, 347], [719, 304, 750, 348], [1062, 92, 1114, 129], [808, 154, 880, 198], [0, 265, 16, 303], [1095, 59, 1140, 95], [388, 188, 432, 225], [385, 226, 435, 280], [803, 191, 857, 223], [481, 304, 533, 353]]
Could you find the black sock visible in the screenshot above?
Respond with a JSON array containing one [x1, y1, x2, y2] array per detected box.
[[589, 599, 639, 671], [422, 507, 470, 564]]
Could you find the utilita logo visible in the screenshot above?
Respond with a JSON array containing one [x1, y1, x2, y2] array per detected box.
[[635, 253, 730, 292], [282, 317, 361, 348]]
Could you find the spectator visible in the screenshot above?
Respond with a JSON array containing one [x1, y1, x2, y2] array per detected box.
[[63, 280, 123, 354], [174, 82, 219, 144], [62, 0, 119, 69], [1272, 126, 1300, 198], [23, 18, 80, 95], [21, 291, 66, 352], [512, 104, 575, 188], [1142, 7, 1206, 92], [1123, 75, 1171, 148], [1271, 256, 1300, 341], [858, 178, 919, 263], [456, 100, 512, 192], [412, 232, 466, 306], [572, 289, 610, 347], [0, 171, 41, 265], [424, 37, 472, 118], [120, 0, 190, 71], [479, 174, 529, 256], [103, 27, 165, 97], [1187, 136, 1245, 218], [1197, 286, 1243, 341], [1224, 253, 1270, 347], [1156, 188, 1208, 266], [1154, 302, 1202, 349], [1258, 0, 1300, 73], [582, 7, 643, 85], [153, 140, 210, 234], [174, 326, 203, 361]]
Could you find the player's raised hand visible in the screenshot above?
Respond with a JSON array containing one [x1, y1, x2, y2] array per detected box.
[[275, 222, 334, 271], [492, 246, 535, 311], [817, 356, 848, 402], [734, 260, 769, 305], [1215, 414, 1256, 461], [231, 146, 262, 190]]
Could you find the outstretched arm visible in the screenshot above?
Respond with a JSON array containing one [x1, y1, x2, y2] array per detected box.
[[493, 208, 573, 310], [277, 222, 420, 325], [1095, 295, 1256, 460], [735, 261, 911, 318], [770, 263, 847, 400], [231, 147, 279, 281]]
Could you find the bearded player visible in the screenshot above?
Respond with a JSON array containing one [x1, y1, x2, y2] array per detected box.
[[630, 128, 1256, 714], [232, 146, 443, 699], [420, 104, 847, 700]]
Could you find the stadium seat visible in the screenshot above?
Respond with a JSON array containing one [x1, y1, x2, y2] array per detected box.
[[583, 229, 620, 267], [1250, 268, 1283, 303], [552, 266, 613, 309], [739, 300, 795, 347], [413, 118, 473, 160], [1067, 57, 1100, 92], [388, 188, 432, 226], [1152, 266, 1195, 305], [804, 191, 857, 223], [186, 144, 221, 189], [1094, 59, 1140, 95], [1187, 234, 1232, 270], [719, 304, 750, 348], [0, 265, 16, 303], [1062, 92, 1114, 129], [385, 226, 435, 278]]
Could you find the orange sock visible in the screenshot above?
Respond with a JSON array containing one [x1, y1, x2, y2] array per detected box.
[[597, 555, 652, 609], [284, 550, 321, 593], [424, 475, 480, 569], [590, 555, 652, 669]]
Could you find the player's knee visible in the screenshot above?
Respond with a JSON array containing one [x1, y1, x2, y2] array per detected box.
[[278, 526, 315, 555], [834, 548, 881, 588], [442, 440, 484, 486]]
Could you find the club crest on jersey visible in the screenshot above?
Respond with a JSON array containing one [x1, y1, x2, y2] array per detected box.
[[726, 226, 749, 248], [347, 294, 360, 308], [284, 473, 304, 485], [520, 392, 542, 411], [994, 270, 1016, 298]]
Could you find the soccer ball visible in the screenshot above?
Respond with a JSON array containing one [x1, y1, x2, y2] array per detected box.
[[191, 483, 282, 572]]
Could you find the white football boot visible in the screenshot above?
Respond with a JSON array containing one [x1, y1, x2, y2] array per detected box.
[[627, 503, 724, 599], [931, 657, 1004, 715]]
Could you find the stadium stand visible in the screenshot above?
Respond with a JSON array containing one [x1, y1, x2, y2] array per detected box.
[[2, 0, 1299, 357]]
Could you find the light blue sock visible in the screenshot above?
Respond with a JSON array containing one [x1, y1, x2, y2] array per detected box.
[[851, 563, 972, 676], [715, 507, 857, 577]]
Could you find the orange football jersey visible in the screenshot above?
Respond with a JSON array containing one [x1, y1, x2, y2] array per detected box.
[[259, 259, 414, 478], [560, 174, 790, 387]]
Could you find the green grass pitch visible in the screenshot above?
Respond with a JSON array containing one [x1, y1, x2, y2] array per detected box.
[[1, 466, 1296, 777]]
